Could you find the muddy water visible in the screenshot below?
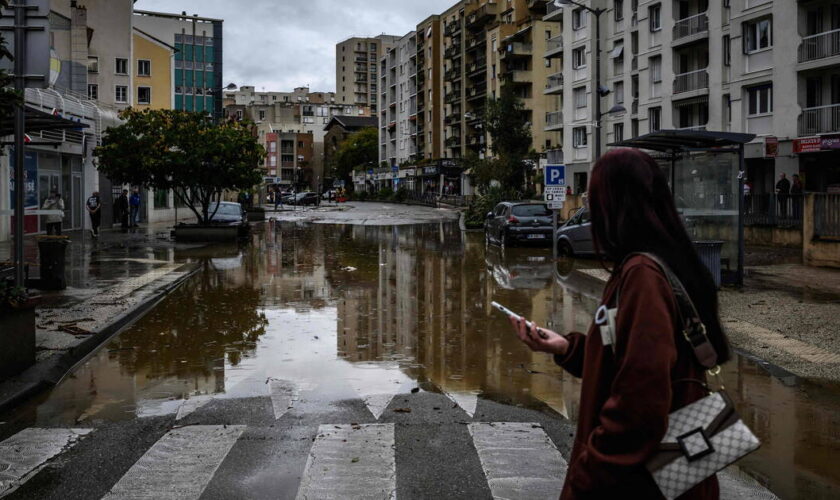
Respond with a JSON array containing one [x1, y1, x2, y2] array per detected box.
[[5, 221, 840, 499]]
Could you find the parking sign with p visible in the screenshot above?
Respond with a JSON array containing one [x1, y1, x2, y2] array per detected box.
[[545, 165, 565, 187]]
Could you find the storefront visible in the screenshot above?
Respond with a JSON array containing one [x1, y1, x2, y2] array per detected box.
[[795, 135, 840, 193]]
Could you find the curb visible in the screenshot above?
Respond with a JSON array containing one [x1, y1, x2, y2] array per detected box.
[[0, 263, 200, 415]]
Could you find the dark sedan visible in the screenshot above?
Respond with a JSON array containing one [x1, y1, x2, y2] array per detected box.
[[484, 202, 553, 247]]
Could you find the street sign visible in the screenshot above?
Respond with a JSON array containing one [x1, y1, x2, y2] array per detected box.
[[0, 0, 51, 89], [545, 164, 566, 187]]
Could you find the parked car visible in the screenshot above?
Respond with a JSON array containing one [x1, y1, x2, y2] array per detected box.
[[292, 192, 319, 206], [207, 202, 245, 225], [484, 202, 553, 247], [321, 189, 337, 200], [555, 207, 594, 256]]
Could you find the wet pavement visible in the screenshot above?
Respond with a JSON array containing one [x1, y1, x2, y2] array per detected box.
[[0, 221, 837, 499]]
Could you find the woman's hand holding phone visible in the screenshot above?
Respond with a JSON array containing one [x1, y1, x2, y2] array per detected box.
[[508, 316, 569, 356]]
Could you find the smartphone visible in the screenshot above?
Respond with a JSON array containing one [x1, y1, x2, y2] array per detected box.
[[491, 301, 548, 339]]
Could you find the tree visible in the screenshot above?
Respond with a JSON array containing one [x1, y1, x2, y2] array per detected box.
[[476, 84, 533, 191], [333, 127, 378, 190], [95, 109, 265, 224], [0, 0, 20, 122]]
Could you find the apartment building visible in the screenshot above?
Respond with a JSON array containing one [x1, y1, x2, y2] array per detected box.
[[132, 29, 176, 110], [417, 16, 445, 161], [133, 10, 224, 120], [336, 35, 401, 113], [224, 86, 369, 189], [379, 31, 418, 167]]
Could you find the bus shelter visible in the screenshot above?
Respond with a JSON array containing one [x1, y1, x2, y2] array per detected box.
[[609, 130, 756, 286]]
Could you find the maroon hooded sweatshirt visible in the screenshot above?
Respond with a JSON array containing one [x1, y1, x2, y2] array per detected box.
[[555, 255, 719, 499]]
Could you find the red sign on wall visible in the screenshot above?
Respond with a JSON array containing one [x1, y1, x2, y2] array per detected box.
[[793, 137, 822, 154]]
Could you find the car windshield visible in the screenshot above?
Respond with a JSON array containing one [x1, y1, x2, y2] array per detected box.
[[512, 204, 551, 217], [211, 204, 241, 216]]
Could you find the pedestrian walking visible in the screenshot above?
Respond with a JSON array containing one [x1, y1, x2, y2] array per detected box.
[[743, 179, 753, 215], [274, 187, 283, 211], [508, 149, 732, 499], [116, 189, 130, 231], [42, 190, 65, 235], [86, 191, 102, 237], [129, 189, 141, 227], [776, 172, 791, 218]]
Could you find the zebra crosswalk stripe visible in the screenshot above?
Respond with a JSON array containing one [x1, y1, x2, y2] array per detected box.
[[296, 424, 396, 500], [0, 428, 92, 498], [469, 422, 568, 500], [102, 425, 245, 500]]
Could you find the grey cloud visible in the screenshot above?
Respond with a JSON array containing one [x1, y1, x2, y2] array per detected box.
[[134, 0, 454, 92]]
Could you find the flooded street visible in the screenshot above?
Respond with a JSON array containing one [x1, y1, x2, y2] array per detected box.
[[2, 221, 839, 499]]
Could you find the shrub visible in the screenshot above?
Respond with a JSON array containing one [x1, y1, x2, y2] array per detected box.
[[394, 186, 409, 203], [464, 186, 522, 229], [378, 187, 394, 201]]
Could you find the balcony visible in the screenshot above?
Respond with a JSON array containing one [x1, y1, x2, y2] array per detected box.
[[466, 34, 487, 51], [504, 69, 531, 85], [467, 85, 487, 101], [445, 44, 462, 59], [544, 35, 564, 59], [545, 111, 563, 131], [355, 55, 368, 62], [445, 113, 462, 125], [798, 29, 840, 66], [546, 148, 564, 164], [445, 91, 461, 104], [543, 1, 563, 22], [445, 67, 463, 81], [444, 20, 461, 36], [467, 59, 487, 77], [501, 42, 533, 60], [467, 134, 486, 148], [544, 72, 563, 94], [467, 3, 498, 29], [445, 135, 462, 147], [799, 103, 840, 136], [673, 69, 709, 95], [672, 12, 709, 45]]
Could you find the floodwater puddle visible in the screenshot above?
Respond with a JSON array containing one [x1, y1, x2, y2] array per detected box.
[[2, 221, 839, 499]]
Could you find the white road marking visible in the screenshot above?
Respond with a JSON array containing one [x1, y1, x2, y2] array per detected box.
[[444, 391, 479, 418], [348, 366, 408, 420], [0, 428, 92, 497], [469, 422, 567, 500], [269, 380, 301, 419], [296, 424, 396, 500], [102, 425, 244, 500], [175, 395, 214, 421]]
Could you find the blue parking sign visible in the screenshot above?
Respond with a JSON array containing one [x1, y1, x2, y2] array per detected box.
[[545, 165, 566, 187]]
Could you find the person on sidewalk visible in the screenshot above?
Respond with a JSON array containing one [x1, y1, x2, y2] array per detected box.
[[116, 189, 130, 232], [42, 190, 65, 235], [776, 172, 791, 218], [129, 189, 141, 228], [86, 191, 102, 237], [508, 148, 729, 499], [791, 174, 804, 221]]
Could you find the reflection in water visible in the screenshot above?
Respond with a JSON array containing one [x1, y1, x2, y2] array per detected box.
[[3, 221, 838, 499]]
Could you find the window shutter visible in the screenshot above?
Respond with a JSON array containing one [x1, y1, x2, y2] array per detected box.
[[742, 23, 749, 54]]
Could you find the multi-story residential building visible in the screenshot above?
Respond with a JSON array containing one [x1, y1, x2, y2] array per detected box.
[[133, 10, 224, 120], [132, 29, 176, 110], [336, 35, 401, 113], [225, 86, 369, 190], [379, 31, 418, 167], [416, 16, 444, 161]]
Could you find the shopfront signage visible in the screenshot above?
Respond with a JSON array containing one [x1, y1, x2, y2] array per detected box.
[[764, 136, 778, 158], [423, 166, 439, 176], [821, 135, 840, 150], [792, 135, 840, 153]]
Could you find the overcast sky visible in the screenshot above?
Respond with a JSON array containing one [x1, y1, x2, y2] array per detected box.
[[134, 0, 454, 93]]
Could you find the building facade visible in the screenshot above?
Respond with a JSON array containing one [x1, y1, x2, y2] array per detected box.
[[335, 35, 401, 113], [133, 10, 224, 120], [379, 31, 418, 167], [132, 29, 176, 110]]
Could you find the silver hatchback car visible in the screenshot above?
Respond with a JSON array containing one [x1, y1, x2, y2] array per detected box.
[[555, 207, 595, 256]]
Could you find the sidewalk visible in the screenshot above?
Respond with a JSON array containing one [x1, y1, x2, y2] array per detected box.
[[0, 223, 202, 413]]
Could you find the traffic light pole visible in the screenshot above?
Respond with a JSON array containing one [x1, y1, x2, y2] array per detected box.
[[13, 0, 27, 287]]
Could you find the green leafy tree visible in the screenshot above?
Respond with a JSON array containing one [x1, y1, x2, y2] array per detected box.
[[94, 109, 265, 224], [0, 0, 20, 123], [333, 127, 378, 190], [476, 84, 533, 192]]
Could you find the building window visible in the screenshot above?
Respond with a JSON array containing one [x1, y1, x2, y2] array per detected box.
[[259, 110, 266, 120], [87, 56, 99, 73], [138, 59, 151, 77], [572, 8, 586, 30], [154, 189, 169, 209], [746, 84, 773, 116], [744, 18, 772, 53], [614, 0, 624, 22], [723, 35, 731, 66], [115, 85, 128, 103], [573, 126, 588, 147], [574, 86, 587, 108], [138, 86, 151, 104], [649, 4, 661, 32], [88, 84, 98, 100], [115, 58, 128, 75], [649, 55, 662, 83], [614, 123, 624, 142], [649, 107, 661, 132], [614, 81, 624, 105], [236, 110, 243, 121], [572, 47, 587, 69]]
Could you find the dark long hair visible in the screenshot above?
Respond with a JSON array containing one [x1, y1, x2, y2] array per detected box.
[[588, 148, 730, 363]]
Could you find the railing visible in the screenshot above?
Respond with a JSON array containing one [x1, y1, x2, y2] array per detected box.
[[673, 69, 709, 94], [546, 148, 564, 164], [545, 111, 563, 129], [545, 1, 563, 19], [815, 193, 840, 238], [505, 42, 532, 55], [545, 73, 564, 91], [745, 193, 803, 229], [545, 35, 563, 54], [798, 103, 840, 136], [672, 12, 708, 41], [798, 29, 840, 63]]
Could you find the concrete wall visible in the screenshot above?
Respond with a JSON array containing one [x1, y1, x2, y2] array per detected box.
[[745, 226, 802, 249], [803, 193, 840, 268]]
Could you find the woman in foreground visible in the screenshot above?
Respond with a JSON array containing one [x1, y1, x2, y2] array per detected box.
[[511, 149, 729, 499]]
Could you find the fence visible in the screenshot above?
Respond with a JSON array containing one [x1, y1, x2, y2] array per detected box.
[[673, 13, 709, 41], [814, 193, 840, 239], [745, 193, 803, 228], [798, 29, 840, 63]]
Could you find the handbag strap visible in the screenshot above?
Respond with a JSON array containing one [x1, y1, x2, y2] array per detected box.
[[616, 252, 719, 370]]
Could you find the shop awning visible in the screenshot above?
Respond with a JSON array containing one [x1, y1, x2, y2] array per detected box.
[[608, 129, 756, 153], [0, 106, 90, 137]]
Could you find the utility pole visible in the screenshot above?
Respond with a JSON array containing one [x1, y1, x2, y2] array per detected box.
[[12, 0, 27, 286]]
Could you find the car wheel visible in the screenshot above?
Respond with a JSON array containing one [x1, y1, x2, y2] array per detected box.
[[557, 240, 574, 257]]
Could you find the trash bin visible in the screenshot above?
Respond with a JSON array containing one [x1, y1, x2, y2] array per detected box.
[[693, 240, 724, 288], [36, 236, 69, 290]]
